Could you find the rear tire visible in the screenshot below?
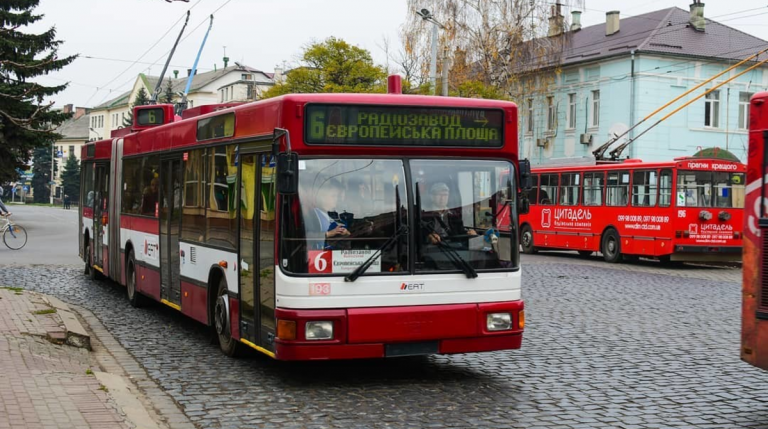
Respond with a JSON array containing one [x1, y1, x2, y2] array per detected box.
[[520, 225, 537, 254], [85, 243, 98, 280], [214, 277, 240, 357], [601, 229, 622, 263], [126, 250, 145, 308]]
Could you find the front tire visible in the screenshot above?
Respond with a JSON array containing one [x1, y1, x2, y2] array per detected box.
[[601, 229, 622, 263], [520, 225, 537, 254], [214, 277, 240, 357], [3, 224, 27, 250], [126, 250, 145, 308]]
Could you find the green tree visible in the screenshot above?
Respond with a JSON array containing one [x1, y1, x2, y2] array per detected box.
[[0, 0, 77, 184], [262, 37, 387, 98], [60, 153, 80, 201], [31, 145, 54, 203], [161, 79, 175, 104], [122, 87, 151, 127]]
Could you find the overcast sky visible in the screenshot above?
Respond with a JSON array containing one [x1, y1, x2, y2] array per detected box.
[[29, 0, 768, 108]]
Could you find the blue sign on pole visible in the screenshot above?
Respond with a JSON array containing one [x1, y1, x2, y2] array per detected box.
[[57, 150, 64, 158]]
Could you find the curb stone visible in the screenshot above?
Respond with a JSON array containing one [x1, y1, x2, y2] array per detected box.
[[68, 302, 198, 429]]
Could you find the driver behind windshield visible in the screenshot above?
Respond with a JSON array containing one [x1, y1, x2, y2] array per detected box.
[[424, 182, 476, 245]]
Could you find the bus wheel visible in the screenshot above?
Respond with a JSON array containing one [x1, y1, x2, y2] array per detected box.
[[601, 229, 623, 263], [126, 250, 145, 308], [521, 225, 537, 254], [578, 250, 592, 257], [85, 244, 98, 280], [214, 278, 240, 357]]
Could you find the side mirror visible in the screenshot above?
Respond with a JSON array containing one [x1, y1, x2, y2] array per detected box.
[[519, 159, 532, 191], [518, 194, 530, 215], [277, 152, 299, 195]]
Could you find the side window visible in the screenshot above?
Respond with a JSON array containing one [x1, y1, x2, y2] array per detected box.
[[559, 173, 580, 206], [539, 174, 557, 205], [139, 156, 161, 217], [206, 145, 238, 249], [606, 171, 629, 207], [583, 172, 604, 206], [82, 162, 95, 208], [122, 159, 141, 214], [181, 149, 206, 242], [528, 175, 539, 206], [659, 170, 672, 207], [631, 170, 658, 207]]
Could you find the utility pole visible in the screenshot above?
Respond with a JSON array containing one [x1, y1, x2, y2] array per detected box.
[[442, 46, 449, 96], [416, 9, 446, 95], [49, 141, 54, 205]]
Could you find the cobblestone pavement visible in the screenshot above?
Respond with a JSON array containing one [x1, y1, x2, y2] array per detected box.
[[1, 264, 767, 429]]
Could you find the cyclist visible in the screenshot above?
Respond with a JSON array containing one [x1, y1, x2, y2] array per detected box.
[[0, 185, 11, 216]]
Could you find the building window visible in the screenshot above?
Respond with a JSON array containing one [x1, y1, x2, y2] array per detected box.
[[567, 93, 576, 129], [526, 99, 534, 134], [69, 145, 75, 157], [739, 92, 753, 130], [590, 90, 600, 127], [705, 90, 720, 128], [241, 73, 252, 80], [546, 96, 555, 131]]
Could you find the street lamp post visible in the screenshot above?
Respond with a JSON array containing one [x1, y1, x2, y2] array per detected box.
[[416, 9, 446, 96], [50, 141, 54, 205]]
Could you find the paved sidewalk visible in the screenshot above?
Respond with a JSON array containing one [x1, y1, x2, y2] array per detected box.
[[0, 287, 194, 429]]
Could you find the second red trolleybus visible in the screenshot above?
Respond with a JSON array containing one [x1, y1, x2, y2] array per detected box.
[[742, 91, 768, 371], [79, 76, 530, 361], [514, 157, 745, 263]]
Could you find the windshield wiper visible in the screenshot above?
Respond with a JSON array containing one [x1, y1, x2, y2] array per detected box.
[[344, 225, 409, 282], [420, 220, 478, 279]]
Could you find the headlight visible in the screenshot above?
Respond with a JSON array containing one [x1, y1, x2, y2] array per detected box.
[[305, 321, 334, 340], [486, 313, 512, 331]]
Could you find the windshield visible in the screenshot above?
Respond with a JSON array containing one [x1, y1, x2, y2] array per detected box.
[[280, 158, 518, 276], [281, 159, 409, 275], [677, 170, 745, 208], [412, 160, 517, 273]]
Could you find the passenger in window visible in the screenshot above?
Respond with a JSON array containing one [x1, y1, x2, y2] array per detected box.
[[423, 182, 476, 245], [539, 188, 551, 205], [307, 179, 350, 249], [141, 177, 159, 216]]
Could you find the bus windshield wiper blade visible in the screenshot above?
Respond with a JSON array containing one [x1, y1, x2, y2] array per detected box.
[[421, 221, 478, 279], [344, 225, 409, 282]]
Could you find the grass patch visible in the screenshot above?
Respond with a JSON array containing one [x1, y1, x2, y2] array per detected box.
[[86, 369, 93, 375], [33, 308, 57, 315], [98, 385, 108, 392], [1, 286, 23, 292]]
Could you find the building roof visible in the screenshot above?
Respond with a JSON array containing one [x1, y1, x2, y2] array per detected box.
[[535, 7, 768, 70], [57, 114, 89, 140], [94, 64, 272, 110]]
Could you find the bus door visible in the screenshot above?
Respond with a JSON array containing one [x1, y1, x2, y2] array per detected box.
[[160, 157, 183, 306], [238, 153, 277, 351], [93, 164, 109, 270]]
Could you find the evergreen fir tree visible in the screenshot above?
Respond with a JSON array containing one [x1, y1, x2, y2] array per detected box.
[[60, 153, 80, 200], [0, 0, 77, 184], [162, 79, 175, 104], [31, 145, 53, 203], [122, 87, 151, 127]]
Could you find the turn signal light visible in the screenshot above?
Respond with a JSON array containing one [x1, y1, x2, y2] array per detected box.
[[218, 260, 228, 268], [277, 320, 296, 340], [518, 310, 525, 329]]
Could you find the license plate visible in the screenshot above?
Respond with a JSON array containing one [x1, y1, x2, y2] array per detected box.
[[385, 341, 439, 357]]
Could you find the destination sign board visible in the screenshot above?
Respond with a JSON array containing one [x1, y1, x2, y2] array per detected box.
[[305, 104, 504, 147]]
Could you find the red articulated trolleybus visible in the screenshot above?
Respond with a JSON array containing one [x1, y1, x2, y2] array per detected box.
[[742, 91, 768, 371], [79, 76, 531, 361], [514, 156, 745, 263]]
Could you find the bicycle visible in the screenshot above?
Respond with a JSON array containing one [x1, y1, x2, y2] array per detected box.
[[1, 215, 27, 250]]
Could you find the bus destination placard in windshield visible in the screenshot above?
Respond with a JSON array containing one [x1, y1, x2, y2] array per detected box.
[[305, 104, 504, 147]]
